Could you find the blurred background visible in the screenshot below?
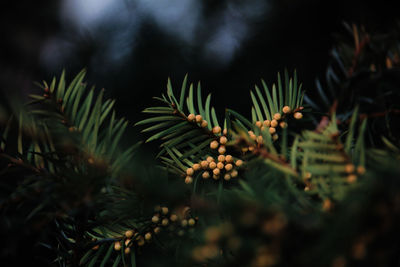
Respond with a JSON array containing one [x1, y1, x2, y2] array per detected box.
[[1, 0, 399, 134]]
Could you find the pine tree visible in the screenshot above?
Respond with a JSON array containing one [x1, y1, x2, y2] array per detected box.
[[1, 23, 400, 267]]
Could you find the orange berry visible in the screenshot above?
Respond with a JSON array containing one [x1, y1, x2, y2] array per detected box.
[[213, 168, 220, 176], [273, 113, 281, 120], [187, 114, 195, 121], [225, 155, 233, 163], [201, 160, 209, 169], [224, 173, 231, 180], [269, 127, 276, 134], [202, 171, 210, 179], [209, 162, 217, 169], [219, 136, 228, 145], [255, 121, 263, 128], [185, 176, 193, 184], [235, 160, 243, 167], [217, 162, 224, 169], [201, 120, 208, 128], [270, 119, 278, 127], [210, 140, 219, 149], [212, 126, 222, 134], [124, 247, 131, 254], [294, 112, 303, 119], [206, 156, 214, 163], [225, 164, 233, 171], [193, 163, 201, 171], [218, 146, 226, 155], [263, 120, 271, 127], [186, 168, 194, 176], [282, 106, 291, 113], [231, 169, 238, 178], [279, 121, 287, 128], [218, 155, 225, 162], [195, 115, 203, 123]]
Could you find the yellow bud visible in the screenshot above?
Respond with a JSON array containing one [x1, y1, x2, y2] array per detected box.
[[185, 176, 193, 184], [242, 147, 249, 153], [188, 218, 196, 226], [125, 239, 131, 246], [270, 119, 278, 127], [218, 155, 225, 162], [114, 241, 121, 251], [170, 214, 178, 221], [255, 121, 262, 128], [282, 106, 291, 113], [231, 169, 238, 178], [223, 128, 228, 135], [225, 163, 233, 171], [206, 156, 214, 163], [213, 168, 220, 176], [213, 174, 220, 180], [145, 232, 152, 241], [193, 163, 201, 171], [224, 173, 231, 180], [154, 227, 161, 234], [186, 168, 194, 176], [152, 215, 159, 223], [209, 162, 217, 169], [225, 155, 233, 163], [279, 121, 287, 128], [219, 136, 228, 145], [345, 164, 355, 174], [200, 160, 209, 169], [124, 247, 131, 254], [256, 135, 263, 144], [125, 230, 134, 238], [195, 114, 203, 123], [272, 134, 279, 141], [161, 207, 169, 215], [137, 236, 145, 246], [235, 160, 243, 167], [294, 112, 303, 119], [181, 219, 188, 227], [212, 126, 222, 134], [210, 140, 219, 149], [273, 113, 281, 120], [217, 162, 224, 169], [263, 120, 271, 127], [261, 126, 266, 131], [162, 218, 169, 226], [201, 120, 208, 128], [248, 146, 255, 151], [357, 166, 366, 175], [187, 114, 195, 121], [269, 127, 276, 134], [347, 174, 357, 183], [202, 171, 210, 179], [218, 146, 226, 155]]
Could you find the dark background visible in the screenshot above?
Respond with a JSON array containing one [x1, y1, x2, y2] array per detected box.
[[1, 0, 399, 136]]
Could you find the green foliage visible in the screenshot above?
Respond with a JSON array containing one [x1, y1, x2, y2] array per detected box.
[[1, 23, 400, 267]]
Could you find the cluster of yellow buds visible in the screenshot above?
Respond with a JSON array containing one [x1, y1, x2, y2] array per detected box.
[[252, 106, 304, 143], [108, 205, 198, 254], [187, 113, 208, 128], [345, 163, 366, 184], [185, 153, 243, 183]]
